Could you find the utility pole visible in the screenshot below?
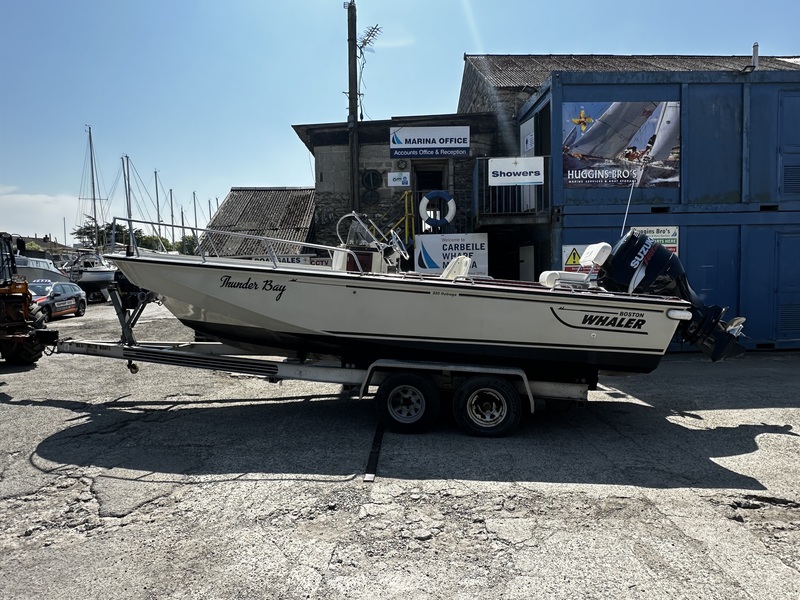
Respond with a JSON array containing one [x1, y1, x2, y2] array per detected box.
[[347, 1, 359, 212]]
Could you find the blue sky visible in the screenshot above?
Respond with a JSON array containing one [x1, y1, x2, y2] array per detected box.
[[1, 0, 797, 245]]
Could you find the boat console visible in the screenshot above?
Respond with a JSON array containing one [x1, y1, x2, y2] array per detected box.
[[332, 213, 407, 274]]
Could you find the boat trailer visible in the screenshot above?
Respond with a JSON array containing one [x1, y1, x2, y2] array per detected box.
[[56, 283, 588, 438]]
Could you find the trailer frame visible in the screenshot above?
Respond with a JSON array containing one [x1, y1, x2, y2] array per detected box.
[[55, 284, 588, 437]]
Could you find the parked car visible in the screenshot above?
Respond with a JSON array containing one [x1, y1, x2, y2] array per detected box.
[[28, 279, 87, 321]]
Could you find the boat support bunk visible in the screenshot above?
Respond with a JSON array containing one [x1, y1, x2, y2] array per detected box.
[[56, 284, 588, 438]]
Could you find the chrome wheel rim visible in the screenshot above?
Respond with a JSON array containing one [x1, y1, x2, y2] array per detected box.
[[466, 389, 506, 427], [387, 386, 425, 424]]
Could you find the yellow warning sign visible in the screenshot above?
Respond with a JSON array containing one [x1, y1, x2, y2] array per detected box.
[[565, 248, 581, 266]]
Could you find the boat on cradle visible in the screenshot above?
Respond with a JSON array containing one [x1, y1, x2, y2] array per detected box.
[[106, 213, 745, 387], [64, 250, 116, 300]]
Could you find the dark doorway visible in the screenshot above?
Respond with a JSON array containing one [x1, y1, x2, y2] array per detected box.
[[415, 168, 445, 193], [414, 165, 447, 232]]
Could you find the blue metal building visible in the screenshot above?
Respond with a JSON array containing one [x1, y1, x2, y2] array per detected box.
[[463, 53, 800, 350]]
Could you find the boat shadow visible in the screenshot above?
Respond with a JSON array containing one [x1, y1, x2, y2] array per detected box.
[[7, 381, 796, 490], [390, 404, 796, 490]]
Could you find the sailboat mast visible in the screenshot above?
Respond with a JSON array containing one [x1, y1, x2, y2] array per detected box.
[[180, 207, 186, 253], [154, 169, 161, 239], [122, 155, 132, 247], [88, 126, 99, 247], [169, 189, 175, 245]]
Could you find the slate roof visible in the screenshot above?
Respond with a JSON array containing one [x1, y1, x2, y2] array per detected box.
[[204, 187, 315, 256], [464, 53, 800, 90]]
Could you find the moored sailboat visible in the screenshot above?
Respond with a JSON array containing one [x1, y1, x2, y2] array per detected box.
[[71, 126, 117, 300]]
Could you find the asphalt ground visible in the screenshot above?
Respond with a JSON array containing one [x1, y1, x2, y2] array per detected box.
[[1, 301, 799, 599]]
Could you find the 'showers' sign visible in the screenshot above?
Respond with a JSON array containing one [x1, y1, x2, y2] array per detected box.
[[488, 157, 544, 186], [390, 126, 470, 158]]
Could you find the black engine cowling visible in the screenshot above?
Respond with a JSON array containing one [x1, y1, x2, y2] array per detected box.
[[597, 229, 745, 362]]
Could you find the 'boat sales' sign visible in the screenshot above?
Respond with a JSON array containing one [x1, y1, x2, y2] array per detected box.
[[488, 157, 544, 186], [390, 126, 470, 158]]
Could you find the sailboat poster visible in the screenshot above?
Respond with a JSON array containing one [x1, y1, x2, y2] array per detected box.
[[562, 101, 680, 188]]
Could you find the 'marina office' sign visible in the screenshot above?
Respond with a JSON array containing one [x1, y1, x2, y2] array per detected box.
[[390, 126, 470, 158]]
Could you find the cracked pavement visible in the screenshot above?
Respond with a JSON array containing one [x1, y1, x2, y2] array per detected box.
[[1, 302, 799, 599]]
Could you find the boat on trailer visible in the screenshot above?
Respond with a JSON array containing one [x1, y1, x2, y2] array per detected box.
[[105, 213, 745, 388], [54, 213, 745, 437]]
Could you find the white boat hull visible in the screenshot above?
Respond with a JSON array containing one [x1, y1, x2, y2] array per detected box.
[[109, 253, 690, 382]]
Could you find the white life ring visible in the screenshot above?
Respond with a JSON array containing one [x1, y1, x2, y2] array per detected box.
[[419, 191, 456, 228]]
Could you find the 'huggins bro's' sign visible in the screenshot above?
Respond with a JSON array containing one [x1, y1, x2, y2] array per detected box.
[[390, 126, 470, 158]]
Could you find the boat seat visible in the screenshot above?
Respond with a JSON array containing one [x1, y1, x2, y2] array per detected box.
[[539, 270, 590, 289], [440, 255, 471, 280], [579, 242, 612, 268]]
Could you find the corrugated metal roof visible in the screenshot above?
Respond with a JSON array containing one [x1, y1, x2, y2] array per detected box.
[[204, 187, 315, 256], [465, 54, 800, 90]]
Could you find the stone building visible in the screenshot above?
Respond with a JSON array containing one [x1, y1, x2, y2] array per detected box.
[[293, 113, 497, 247]]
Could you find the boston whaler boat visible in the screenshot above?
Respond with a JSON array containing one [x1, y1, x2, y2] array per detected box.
[[55, 212, 745, 437], [106, 213, 744, 381]]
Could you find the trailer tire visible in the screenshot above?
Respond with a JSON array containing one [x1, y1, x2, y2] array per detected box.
[[375, 373, 440, 434], [453, 376, 522, 437]]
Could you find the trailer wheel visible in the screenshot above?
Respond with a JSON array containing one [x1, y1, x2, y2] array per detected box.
[[453, 376, 522, 437], [375, 373, 440, 434]]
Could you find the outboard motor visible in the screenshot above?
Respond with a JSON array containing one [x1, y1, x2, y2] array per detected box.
[[596, 229, 745, 362]]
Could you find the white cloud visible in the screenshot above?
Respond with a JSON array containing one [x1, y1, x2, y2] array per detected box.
[[0, 187, 79, 245]]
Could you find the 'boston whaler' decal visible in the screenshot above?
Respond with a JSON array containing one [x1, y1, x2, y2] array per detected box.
[[581, 313, 646, 330], [551, 306, 649, 334], [219, 275, 286, 301]]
